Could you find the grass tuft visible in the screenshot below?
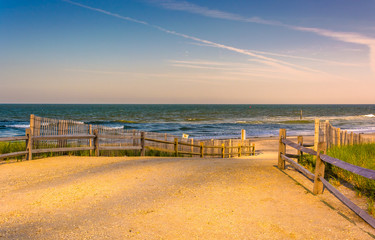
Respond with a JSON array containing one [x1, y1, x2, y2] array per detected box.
[[299, 143, 375, 216]]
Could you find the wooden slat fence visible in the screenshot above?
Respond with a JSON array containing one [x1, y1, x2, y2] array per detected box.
[[0, 115, 255, 160], [314, 119, 375, 150], [278, 128, 375, 229]]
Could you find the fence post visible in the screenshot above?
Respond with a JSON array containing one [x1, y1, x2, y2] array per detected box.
[[200, 142, 204, 158], [238, 144, 242, 157], [25, 128, 33, 161], [30, 114, 35, 133], [313, 142, 326, 195], [325, 120, 330, 150], [350, 132, 354, 145], [140, 132, 145, 156], [359, 134, 362, 144], [297, 136, 303, 163], [132, 129, 136, 145], [93, 129, 99, 157], [222, 143, 225, 158], [336, 128, 341, 147], [191, 138, 194, 154], [252, 143, 255, 155], [58, 120, 63, 147], [314, 119, 320, 151], [278, 129, 286, 169], [174, 138, 178, 157], [241, 129, 246, 141], [344, 130, 348, 145], [89, 124, 93, 156], [228, 139, 232, 158]]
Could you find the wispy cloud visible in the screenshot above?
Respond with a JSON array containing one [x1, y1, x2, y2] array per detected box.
[[150, 0, 375, 73], [168, 59, 344, 83], [187, 41, 363, 67], [63, 0, 324, 78]]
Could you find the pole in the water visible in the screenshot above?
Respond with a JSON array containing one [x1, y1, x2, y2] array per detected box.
[[300, 110, 303, 120]]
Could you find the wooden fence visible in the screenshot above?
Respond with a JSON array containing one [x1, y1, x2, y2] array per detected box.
[[314, 119, 375, 150], [0, 115, 255, 160], [278, 129, 375, 228]]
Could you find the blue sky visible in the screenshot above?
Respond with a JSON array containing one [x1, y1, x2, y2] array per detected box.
[[1, 0, 375, 103]]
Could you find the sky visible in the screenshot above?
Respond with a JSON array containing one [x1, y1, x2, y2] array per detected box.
[[1, 0, 375, 104]]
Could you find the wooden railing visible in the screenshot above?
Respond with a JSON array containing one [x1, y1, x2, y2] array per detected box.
[[0, 129, 255, 161], [278, 128, 375, 228]]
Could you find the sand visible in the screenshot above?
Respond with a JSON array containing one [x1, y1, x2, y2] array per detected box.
[[0, 136, 374, 239]]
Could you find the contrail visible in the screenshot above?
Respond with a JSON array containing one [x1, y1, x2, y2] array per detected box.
[[62, 0, 325, 76], [151, 0, 375, 74]]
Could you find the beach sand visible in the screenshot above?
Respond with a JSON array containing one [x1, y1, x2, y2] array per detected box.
[[0, 136, 374, 239]]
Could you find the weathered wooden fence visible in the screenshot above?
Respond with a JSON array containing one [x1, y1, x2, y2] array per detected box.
[[314, 119, 375, 150], [279, 129, 375, 228], [0, 115, 255, 160]]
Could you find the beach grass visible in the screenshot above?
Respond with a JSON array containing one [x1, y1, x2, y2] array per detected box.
[[300, 143, 375, 216], [0, 141, 26, 160], [327, 144, 375, 197], [0, 140, 173, 161]]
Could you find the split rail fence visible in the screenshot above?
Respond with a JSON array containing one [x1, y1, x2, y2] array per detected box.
[[0, 115, 255, 161], [278, 129, 375, 228]]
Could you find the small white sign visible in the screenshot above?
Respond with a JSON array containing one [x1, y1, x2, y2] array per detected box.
[[182, 133, 189, 139]]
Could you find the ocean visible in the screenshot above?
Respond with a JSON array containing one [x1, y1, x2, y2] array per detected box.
[[0, 104, 374, 139]]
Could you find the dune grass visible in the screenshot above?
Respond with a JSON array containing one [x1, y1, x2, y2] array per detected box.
[[1, 140, 174, 161], [299, 143, 375, 216]]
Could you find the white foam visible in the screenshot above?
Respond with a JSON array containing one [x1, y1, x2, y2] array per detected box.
[[364, 114, 375, 118], [6, 124, 30, 128]]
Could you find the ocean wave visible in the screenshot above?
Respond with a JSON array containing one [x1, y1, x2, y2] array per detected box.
[[235, 121, 264, 124], [179, 126, 194, 131], [363, 114, 375, 118], [6, 124, 30, 129], [116, 120, 140, 123], [279, 120, 314, 124]]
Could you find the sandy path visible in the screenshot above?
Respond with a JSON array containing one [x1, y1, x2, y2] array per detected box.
[[1, 138, 374, 239]]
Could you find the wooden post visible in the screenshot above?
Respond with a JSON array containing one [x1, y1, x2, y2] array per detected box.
[[190, 138, 194, 154], [164, 133, 168, 151], [344, 130, 347, 145], [336, 128, 341, 147], [300, 109, 303, 120], [325, 120, 330, 150], [359, 134, 362, 144], [313, 142, 326, 195], [350, 132, 354, 145], [140, 132, 145, 156], [25, 128, 33, 161], [58, 120, 63, 147], [297, 136, 303, 163], [228, 139, 232, 158], [241, 129, 246, 141], [221, 143, 225, 158], [93, 129, 99, 157], [278, 129, 286, 169], [89, 125, 93, 156], [252, 143, 255, 155], [314, 119, 320, 151], [200, 142, 204, 158], [30, 114, 35, 134], [132, 129, 136, 146], [238, 144, 242, 157], [174, 138, 178, 157]]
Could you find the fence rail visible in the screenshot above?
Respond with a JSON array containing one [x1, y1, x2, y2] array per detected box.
[[0, 115, 256, 161], [278, 128, 375, 229]]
